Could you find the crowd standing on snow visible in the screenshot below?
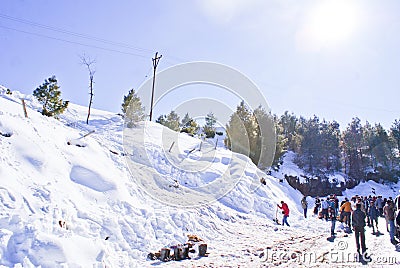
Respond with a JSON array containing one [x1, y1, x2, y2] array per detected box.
[[303, 193, 400, 255], [276, 193, 400, 256]]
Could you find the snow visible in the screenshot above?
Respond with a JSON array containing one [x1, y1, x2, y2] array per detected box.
[[273, 151, 306, 182], [328, 173, 347, 184], [343, 180, 400, 199], [1, 88, 400, 267]]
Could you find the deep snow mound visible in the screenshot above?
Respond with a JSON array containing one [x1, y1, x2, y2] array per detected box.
[[0, 88, 303, 267]]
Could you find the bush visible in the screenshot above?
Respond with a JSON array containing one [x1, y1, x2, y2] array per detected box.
[[33, 76, 68, 117]]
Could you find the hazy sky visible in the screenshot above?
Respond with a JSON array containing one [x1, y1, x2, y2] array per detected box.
[[1, 0, 399, 129]]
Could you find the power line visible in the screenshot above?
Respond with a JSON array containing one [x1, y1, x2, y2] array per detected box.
[[0, 13, 154, 54], [0, 13, 190, 64], [0, 25, 150, 58]]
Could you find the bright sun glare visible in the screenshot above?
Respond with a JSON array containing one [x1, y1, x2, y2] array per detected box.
[[302, 0, 359, 48]]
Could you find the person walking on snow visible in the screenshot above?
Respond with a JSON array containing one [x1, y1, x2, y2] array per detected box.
[[277, 201, 290, 226], [363, 196, 371, 226], [384, 199, 398, 245], [351, 196, 357, 212], [328, 199, 337, 237], [340, 197, 352, 227], [301, 196, 308, 218], [352, 203, 367, 255], [328, 196, 335, 211], [321, 199, 329, 221], [376, 196, 383, 217], [334, 195, 339, 215], [368, 200, 379, 234]]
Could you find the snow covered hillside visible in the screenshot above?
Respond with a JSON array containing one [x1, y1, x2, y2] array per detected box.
[[2, 87, 400, 267], [0, 88, 302, 267]]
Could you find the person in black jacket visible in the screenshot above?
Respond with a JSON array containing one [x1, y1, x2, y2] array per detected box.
[[352, 203, 367, 254], [314, 197, 321, 215]]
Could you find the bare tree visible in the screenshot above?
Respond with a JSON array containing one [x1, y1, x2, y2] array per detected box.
[[80, 54, 96, 124]]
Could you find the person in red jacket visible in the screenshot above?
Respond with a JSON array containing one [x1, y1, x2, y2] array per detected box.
[[277, 201, 290, 226]]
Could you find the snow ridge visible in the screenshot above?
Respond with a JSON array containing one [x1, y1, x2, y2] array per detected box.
[[0, 89, 303, 267]]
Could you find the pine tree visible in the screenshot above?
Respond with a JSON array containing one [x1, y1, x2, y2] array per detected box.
[[253, 106, 276, 169], [362, 122, 396, 182], [369, 124, 391, 167], [158, 111, 180, 131], [122, 89, 145, 128], [156, 114, 167, 125], [389, 120, 400, 173], [166, 111, 180, 131], [320, 120, 341, 171], [297, 116, 322, 172], [181, 113, 191, 128], [33, 76, 69, 118], [342, 117, 364, 179], [274, 119, 288, 165], [362, 121, 374, 169], [225, 102, 275, 166], [203, 112, 217, 138], [279, 111, 299, 151], [390, 119, 400, 152], [225, 111, 250, 156], [184, 120, 200, 136], [225, 101, 252, 157], [180, 113, 199, 136]]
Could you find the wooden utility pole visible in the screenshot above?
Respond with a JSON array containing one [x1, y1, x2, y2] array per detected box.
[[149, 52, 162, 121]]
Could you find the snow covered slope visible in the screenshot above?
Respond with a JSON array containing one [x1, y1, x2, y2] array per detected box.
[[2, 88, 400, 267], [0, 89, 303, 267]]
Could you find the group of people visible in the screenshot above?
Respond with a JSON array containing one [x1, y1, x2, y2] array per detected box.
[[311, 194, 400, 255], [276, 194, 400, 256]]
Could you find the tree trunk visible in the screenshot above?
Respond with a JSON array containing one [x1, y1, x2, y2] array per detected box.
[[86, 76, 93, 124]]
